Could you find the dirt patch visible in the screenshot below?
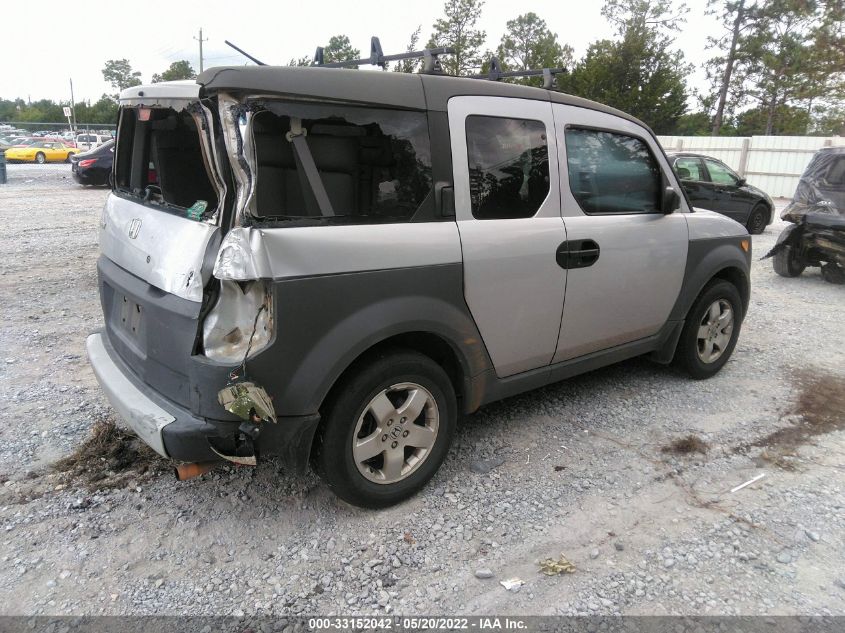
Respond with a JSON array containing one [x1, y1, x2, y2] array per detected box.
[[53, 417, 166, 490], [751, 369, 844, 451], [662, 434, 709, 455], [737, 368, 845, 468]]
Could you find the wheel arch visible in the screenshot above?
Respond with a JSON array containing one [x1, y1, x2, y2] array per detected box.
[[319, 329, 471, 416], [711, 265, 750, 317], [669, 238, 751, 324]]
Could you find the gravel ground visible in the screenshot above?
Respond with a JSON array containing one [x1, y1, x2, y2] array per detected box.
[[0, 163, 843, 617]]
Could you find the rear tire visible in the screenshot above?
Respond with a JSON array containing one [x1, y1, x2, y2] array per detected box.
[[315, 349, 457, 508], [674, 280, 742, 380], [746, 204, 768, 235], [773, 246, 805, 278], [35, 152, 46, 164]]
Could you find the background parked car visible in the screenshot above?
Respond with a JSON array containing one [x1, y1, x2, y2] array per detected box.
[[667, 151, 774, 234], [75, 133, 110, 151], [4, 140, 78, 163], [71, 139, 113, 185]]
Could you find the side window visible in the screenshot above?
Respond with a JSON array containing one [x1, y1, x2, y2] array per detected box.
[[825, 157, 845, 185], [704, 159, 739, 186], [251, 103, 432, 224], [565, 127, 662, 215], [675, 157, 705, 181], [465, 116, 549, 220]]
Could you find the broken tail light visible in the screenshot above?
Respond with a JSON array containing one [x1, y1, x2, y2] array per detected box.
[[201, 280, 273, 364]]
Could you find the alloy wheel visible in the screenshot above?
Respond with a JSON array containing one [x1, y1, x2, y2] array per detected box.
[[352, 382, 439, 484], [696, 299, 734, 364]]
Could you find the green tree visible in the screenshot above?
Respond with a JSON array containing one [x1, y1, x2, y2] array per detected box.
[[394, 26, 423, 73], [151, 60, 197, 83], [102, 59, 142, 94], [287, 55, 312, 67], [494, 13, 574, 86], [562, 0, 690, 133], [323, 34, 360, 65], [735, 103, 811, 135], [705, 0, 762, 134], [674, 111, 714, 135], [740, 0, 818, 134], [799, 1, 845, 127], [427, 0, 487, 76]]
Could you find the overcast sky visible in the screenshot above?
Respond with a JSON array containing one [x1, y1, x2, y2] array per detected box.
[[0, 0, 720, 105]]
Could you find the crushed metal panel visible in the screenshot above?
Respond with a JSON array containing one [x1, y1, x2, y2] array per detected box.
[[218, 381, 277, 424]]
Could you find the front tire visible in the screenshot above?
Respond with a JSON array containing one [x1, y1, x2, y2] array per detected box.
[[746, 204, 768, 235], [315, 350, 457, 508], [674, 280, 743, 379], [773, 245, 805, 278], [35, 152, 46, 164]]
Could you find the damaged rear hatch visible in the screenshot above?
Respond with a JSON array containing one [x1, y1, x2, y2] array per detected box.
[[99, 81, 231, 412]]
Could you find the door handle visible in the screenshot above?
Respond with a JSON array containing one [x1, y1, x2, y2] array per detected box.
[[556, 239, 600, 269]]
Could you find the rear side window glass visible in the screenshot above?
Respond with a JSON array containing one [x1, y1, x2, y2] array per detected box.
[[825, 157, 845, 185], [465, 116, 549, 220], [675, 157, 705, 181], [251, 103, 432, 224], [704, 159, 739, 186], [565, 128, 661, 215]]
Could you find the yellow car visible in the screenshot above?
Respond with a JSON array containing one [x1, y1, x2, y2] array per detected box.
[[4, 140, 79, 164]]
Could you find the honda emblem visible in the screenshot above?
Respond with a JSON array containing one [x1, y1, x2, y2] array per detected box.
[[128, 218, 142, 239]]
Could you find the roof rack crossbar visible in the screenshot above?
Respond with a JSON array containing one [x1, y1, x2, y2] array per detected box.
[[470, 57, 566, 89], [313, 36, 454, 73]]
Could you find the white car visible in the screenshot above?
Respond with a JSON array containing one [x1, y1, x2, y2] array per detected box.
[[75, 133, 110, 151]]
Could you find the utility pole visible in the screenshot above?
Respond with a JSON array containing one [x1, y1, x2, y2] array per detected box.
[[194, 28, 208, 73], [69, 78, 77, 134]]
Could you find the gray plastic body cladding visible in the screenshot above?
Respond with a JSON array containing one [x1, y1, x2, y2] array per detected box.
[[94, 326, 318, 470], [99, 256, 240, 421], [243, 263, 492, 417], [668, 235, 752, 323], [472, 319, 682, 407]]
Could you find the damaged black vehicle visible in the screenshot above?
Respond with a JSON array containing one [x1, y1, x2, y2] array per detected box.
[[767, 147, 845, 284]]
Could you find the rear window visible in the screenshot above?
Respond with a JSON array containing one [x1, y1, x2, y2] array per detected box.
[[465, 115, 550, 220], [249, 102, 432, 224], [114, 106, 218, 214]]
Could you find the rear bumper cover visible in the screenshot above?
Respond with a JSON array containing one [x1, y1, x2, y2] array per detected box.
[[86, 331, 320, 471]]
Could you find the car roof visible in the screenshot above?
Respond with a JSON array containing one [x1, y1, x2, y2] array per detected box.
[[195, 65, 650, 132]]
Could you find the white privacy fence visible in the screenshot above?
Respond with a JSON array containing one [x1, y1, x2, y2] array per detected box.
[[656, 135, 845, 198]]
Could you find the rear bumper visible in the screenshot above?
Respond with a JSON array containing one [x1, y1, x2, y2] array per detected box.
[[86, 331, 320, 471]]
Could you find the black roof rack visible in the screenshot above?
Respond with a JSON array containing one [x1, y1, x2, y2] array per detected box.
[[314, 36, 452, 74], [469, 56, 566, 90], [224, 36, 565, 89]]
